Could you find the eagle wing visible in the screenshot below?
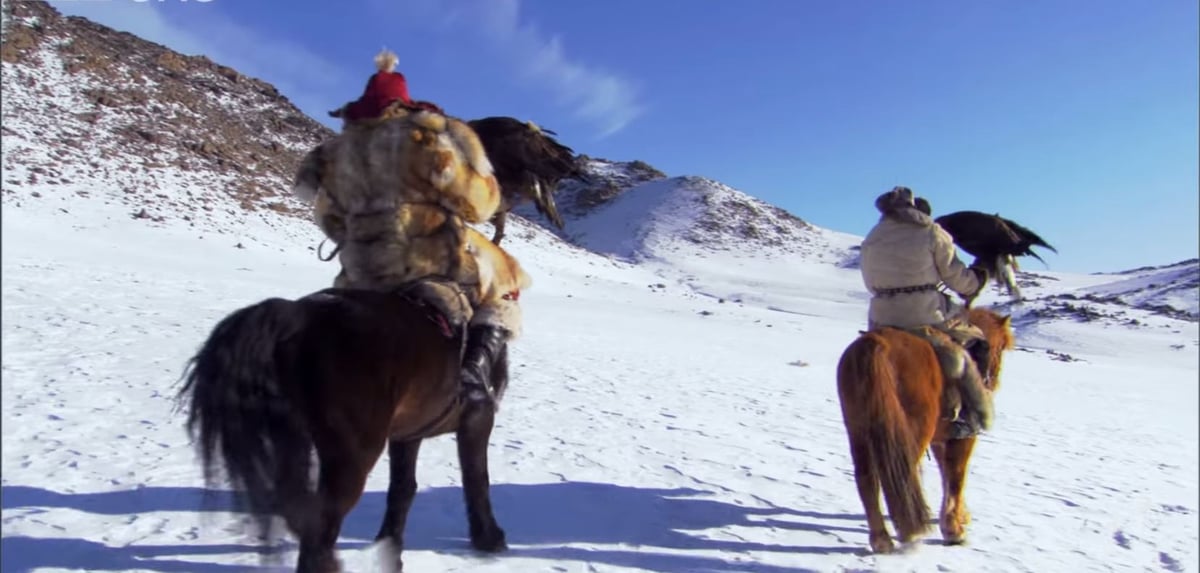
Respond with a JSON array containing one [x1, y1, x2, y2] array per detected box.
[[467, 116, 587, 230], [934, 210, 1057, 302], [998, 216, 1057, 260], [934, 210, 1056, 264]]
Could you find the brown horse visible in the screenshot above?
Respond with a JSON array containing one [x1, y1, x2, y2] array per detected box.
[[835, 307, 1014, 553], [177, 286, 511, 572]]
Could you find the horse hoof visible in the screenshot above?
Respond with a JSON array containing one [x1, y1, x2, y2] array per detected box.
[[470, 527, 508, 553], [869, 535, 895, 554], [941, 527, 967, 546], [374, 539, 403, 572], [298, 555, 343, 573]]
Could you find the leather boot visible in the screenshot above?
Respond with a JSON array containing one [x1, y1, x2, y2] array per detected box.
[[964, 338, 992, 384], [948, 352, 995, 440], [460, 325, 509, 405]]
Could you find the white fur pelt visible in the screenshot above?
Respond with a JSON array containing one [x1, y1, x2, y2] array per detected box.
[[291, 144, 325, 204]]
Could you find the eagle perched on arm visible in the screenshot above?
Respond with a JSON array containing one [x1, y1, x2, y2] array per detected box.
[[934, 210, 1057, 302], [466, 116, 589, 244]]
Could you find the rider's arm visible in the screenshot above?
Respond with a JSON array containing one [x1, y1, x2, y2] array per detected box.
[[931, 227, 983, 298]]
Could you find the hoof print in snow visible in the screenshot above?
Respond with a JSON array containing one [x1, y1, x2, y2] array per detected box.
[[1045, 349, 1083, 363]]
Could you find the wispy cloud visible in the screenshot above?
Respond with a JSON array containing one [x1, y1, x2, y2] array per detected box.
[[48, 1, 347, 130], [49, 0, 643, 138], [413, 0, 645, 138]]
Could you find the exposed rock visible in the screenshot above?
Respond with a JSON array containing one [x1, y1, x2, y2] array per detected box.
[[1, 0, 334, 228]]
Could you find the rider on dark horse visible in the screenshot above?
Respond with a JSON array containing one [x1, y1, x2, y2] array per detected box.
[[859, 186, 994, 440], [296, 48, 526, 407]]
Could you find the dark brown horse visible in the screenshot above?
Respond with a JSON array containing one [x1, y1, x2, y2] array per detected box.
[[835, 308, 1014, 553], [177, 286, 510, 572]]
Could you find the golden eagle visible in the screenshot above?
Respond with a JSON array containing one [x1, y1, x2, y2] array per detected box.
[[934, 210, 1057, 302], [466, 116, 589, 244]]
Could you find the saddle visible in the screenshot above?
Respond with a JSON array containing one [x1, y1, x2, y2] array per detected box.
[[859, 322, 994, 433], [394, 278, 473, 339], [907, 325, 995, 432], [333, 270, 473, 340]]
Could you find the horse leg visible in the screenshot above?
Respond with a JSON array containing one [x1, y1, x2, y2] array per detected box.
[[491, 211, 507, 245], [237, 456, 315, 569], [374, 438, 423, 570], [457, 400, 507, 552], [848, 434, 894, 554], [932, 442, 952, 532], [296, 452, 376, 573], [932, 437, 977, 545]]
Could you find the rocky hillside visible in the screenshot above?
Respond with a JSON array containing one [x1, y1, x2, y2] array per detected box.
[[1074, 259, 1200, 320], [505, 155, 859, 263], [972, 259, 1200, 350], [552, 156, 669, 218], [1, 0, 332, 239]]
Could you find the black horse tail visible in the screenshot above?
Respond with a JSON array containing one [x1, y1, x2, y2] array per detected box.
[[177, 297, 312, 540]]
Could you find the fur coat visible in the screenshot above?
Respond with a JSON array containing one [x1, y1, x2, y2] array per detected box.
[[294, 109, 530, 312], [860, 187, 984, 329]]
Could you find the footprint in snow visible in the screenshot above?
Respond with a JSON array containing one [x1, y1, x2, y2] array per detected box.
[[1158, 504, 1193, 515], [1159, 552, 1183, 572], [1113, 530, 1132, 549]]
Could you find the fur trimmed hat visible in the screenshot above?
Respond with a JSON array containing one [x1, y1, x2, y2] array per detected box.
[[874, 185, 915, 214], [914, 196, 931, 216]]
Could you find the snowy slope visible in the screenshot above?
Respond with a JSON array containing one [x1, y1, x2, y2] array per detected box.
[[542, 172, 870, 322], [1083, 259, 1199, 319], [4, 171, 1199, 573], [562, 176, 822, 260]]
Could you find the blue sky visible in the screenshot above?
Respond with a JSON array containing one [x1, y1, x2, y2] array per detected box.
[[53, 0, 1198, 273]]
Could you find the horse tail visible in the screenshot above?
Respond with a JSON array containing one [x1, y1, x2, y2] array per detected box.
[[177, 297, 312, 539], [837, 333, 930, 541]]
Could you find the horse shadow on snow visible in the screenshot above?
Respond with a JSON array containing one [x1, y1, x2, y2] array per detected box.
[[2, 481, 867, 572]]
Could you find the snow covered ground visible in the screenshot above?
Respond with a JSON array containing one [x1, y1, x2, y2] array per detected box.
[[2, 189, 1197, 573]]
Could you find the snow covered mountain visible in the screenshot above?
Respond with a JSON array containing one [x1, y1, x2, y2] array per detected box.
[[510, 156, 853, 263], [1, 0, 332, 248], [1083, 259, 1199, 319], [2, 2, 1197, 572], [561, 173, 843, 260]]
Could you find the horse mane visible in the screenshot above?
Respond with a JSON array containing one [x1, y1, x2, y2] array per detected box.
[[966, 307, 1015, 389]]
